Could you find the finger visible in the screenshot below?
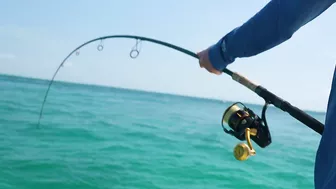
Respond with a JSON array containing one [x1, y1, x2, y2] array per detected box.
[[204, 66, 213, 73], [212, 68, 222, 75], [203, 64, 222, 75], [198, 53, 205, 68], [199, 58, 205, 68], [213, 70, 222, 75], [196, 51, 202, 58]]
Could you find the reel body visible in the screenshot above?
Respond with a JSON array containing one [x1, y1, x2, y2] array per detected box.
[[221, 102, 272, 161]]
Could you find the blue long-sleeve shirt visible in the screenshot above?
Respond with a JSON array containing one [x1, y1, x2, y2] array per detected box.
[[208, 0, 336, 188]]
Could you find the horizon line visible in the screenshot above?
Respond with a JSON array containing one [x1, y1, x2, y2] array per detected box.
[[0, 72, 327, 115]]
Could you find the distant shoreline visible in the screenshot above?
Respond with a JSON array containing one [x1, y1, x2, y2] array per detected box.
[[0, 72, 326, 115]]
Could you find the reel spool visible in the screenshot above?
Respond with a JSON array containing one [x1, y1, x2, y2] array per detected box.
[[221, 102, 272, 161]]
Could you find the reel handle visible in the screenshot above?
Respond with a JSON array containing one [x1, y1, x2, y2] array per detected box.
[[233, 128, 257, 161]]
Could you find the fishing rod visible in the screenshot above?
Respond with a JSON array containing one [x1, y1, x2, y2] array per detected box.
[[37, 34, 324, 161]]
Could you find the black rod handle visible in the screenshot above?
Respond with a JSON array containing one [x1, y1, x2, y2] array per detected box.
[[256, 86, 324, 135], [230, 72, 324, 135]]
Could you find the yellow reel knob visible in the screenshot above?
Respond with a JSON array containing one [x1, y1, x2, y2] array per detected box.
[[233, 143, 255, 161], [233, 128, 257, 161]]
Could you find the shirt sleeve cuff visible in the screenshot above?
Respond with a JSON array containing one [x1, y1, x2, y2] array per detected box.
[[208, 37, 235, 71]]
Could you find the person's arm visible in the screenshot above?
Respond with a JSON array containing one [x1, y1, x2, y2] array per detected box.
[[208, 0, 336, 71]]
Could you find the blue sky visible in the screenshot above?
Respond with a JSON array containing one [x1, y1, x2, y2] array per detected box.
[[1, 0, 336, 112]]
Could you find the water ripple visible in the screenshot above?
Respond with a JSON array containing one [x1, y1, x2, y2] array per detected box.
[[0, 74, 323, 189]]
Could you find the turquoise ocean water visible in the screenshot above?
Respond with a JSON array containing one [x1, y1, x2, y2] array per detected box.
[[0, 74, 325, 189]]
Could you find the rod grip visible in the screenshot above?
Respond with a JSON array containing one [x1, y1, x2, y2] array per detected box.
[[231, 72, 258, 92], [256, 86, 324, 135], [284, 102, 324, 135]]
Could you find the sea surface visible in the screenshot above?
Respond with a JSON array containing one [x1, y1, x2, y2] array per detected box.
[[0, 74, 325, 189]]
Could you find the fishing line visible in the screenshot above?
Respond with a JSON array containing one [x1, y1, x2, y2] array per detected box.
[[37, 35, 232, 127], [37, 35, 324, 151]]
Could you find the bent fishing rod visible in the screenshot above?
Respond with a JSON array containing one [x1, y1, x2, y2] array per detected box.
[[38, 34, 324, 161]]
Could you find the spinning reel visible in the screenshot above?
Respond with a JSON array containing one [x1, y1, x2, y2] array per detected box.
[[221, 102, 272, 161]]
